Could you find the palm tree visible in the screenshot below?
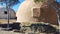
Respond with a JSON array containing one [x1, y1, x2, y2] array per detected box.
[[0, 0, 20, 30]]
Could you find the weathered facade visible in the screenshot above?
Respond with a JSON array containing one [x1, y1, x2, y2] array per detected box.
[[16, 0, 59, 25]]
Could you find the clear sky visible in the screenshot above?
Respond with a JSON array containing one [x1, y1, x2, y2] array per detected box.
[[12, 0, 24, 12], [13, 0, 60, 12], [57, 0, 60, 2], [6, 0, 60, 12]]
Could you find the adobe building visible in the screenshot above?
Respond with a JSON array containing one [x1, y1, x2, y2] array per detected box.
[[16, 0, 59, 25]]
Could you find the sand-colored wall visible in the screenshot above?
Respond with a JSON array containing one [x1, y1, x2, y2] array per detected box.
[[16, 0, 59, 25], [16, 0, 43, 22]]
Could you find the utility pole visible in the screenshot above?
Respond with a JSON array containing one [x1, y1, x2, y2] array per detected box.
[[6, 0, 10, 30]]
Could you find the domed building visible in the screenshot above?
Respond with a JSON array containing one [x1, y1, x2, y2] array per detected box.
[[16, 0, 59, 25], [16, 0, 42, 22], [0, 7, 16, 19]]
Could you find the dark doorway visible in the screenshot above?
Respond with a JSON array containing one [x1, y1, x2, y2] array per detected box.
[[4, 11, 7, 14]]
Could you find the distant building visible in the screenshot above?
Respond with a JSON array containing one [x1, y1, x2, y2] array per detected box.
[[0, 7, 16, 19]]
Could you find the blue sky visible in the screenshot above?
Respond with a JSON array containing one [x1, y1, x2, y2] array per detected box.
[[0, 0, 60, 12], [12, 0, 24, 12], [57, 0, 60, 2], [12, 0, 60, 12]]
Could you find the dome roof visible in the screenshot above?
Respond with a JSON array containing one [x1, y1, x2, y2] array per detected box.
[[0, 7, 15, 13], [0, 7, 16, 19], [16, 0, 59, 25]]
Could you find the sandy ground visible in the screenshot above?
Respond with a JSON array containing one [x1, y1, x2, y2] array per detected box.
[[0, 31, 20, 34], [0, 19, 59, 34], [0, 28, 20, 34], [0, 28, 55, 34], [0, 19, 16, 24], [0, 19, 20, 34]]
